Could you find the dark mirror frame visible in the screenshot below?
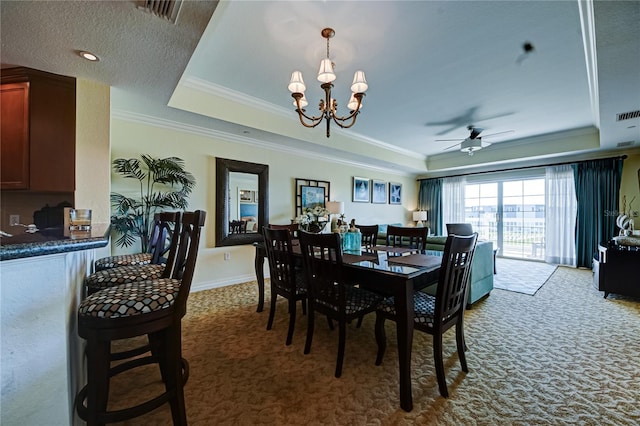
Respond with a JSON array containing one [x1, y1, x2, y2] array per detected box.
[[215, 158, 269, 247]]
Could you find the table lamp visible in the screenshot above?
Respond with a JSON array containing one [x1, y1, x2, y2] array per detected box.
[[413, 211, 427, 227], [326, 201, 345, 232]]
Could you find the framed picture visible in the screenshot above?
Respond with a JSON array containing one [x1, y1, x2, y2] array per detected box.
[[239, 189, 255, 202], [389, 182, 402, 204], [295, 179, 330, 216], [372, 180, 387, 204], [353, 177, 370, 203], [301, 185, 326, 210]]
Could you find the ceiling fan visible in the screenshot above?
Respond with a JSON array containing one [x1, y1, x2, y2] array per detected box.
[[437, 125, 514, 156]]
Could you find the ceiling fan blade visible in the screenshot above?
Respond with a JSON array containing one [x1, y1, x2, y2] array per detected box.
[[443, 142, 462, 151], [435, 138, 464, 142], [480, 140, 493, 148], [482, 130, 515, 139]]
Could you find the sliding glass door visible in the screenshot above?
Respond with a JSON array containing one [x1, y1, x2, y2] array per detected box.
[[464, 177, 546, 260]]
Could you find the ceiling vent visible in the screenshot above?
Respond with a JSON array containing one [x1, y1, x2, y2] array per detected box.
[[137, 0, 183, 23], [616, 110, 640, 121], [617, 141, 635, 148]]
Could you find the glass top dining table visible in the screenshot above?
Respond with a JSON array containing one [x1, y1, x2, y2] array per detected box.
[[253, 242, 443, 411]]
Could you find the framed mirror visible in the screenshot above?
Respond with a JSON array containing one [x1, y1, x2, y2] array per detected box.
[[215, 158, 269, 246]]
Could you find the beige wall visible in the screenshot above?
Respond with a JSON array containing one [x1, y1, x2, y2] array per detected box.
[[110, 118, 418, 291], [75, 79, 111, 225], [620, 151, 640, 219]]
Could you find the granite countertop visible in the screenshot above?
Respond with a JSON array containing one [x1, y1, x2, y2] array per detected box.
[[0, 223, 110, 261]]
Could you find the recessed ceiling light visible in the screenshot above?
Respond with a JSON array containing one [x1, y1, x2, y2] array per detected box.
[[79, 51, 99, 61]]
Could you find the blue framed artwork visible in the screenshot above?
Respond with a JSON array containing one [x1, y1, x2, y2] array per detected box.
[[353, 177, 370, 203], [389, 182, 402, 204], [301, 185, 326, 210]]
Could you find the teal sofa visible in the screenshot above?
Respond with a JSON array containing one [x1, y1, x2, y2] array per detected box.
[[424, 236, 494, 307]]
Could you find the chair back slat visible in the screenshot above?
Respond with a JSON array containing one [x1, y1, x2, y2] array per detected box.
[[151, 212, 180, 266], [386, 225, 428, 251], [171, 210, 206, 315], [298, 231, 345, 315], [435, 233, 478, 326], [263, 227, 297, 294], [229, 220, 246, 234], [268, 223, 300, 239], [446, 223, 474, 236], [355, 224, 378, 249]]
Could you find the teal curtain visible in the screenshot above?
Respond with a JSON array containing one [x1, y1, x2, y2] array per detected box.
[[418, 178, 442, 235], [572, 157, 624, 268]]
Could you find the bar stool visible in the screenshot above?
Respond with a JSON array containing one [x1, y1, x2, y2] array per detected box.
[[93, 212, 172, 272], [84, 212, 179, 296], [75, 210, 205, 425]]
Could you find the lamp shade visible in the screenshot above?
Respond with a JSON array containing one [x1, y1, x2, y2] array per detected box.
[[350, 70, 368, 93], [288, 71, 306, 93], [326, 201, 345, 215], [317, 58, 336, 83], [347, 93, 362, 111], [413, 211, 427, 221]]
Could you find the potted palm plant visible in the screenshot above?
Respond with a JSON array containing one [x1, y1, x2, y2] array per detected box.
[[110, 155, 196, 252]]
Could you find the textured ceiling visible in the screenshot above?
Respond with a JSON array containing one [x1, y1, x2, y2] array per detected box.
[[2, 1, 639, 176]]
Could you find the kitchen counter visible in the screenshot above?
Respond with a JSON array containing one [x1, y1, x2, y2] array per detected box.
[[0, 223, 110, 261]]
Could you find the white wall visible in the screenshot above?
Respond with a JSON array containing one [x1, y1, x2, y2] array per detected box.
[[110, 117, 419, 291]]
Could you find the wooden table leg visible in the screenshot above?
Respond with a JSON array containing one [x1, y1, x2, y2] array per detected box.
[[395, 281, 414, 412], [253, 244, 265, 312]]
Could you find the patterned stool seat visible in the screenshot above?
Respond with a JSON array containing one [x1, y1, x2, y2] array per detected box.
[[94, 253, 153, 271], [79, 278, 180, 319], [84, 264, 165, 294]]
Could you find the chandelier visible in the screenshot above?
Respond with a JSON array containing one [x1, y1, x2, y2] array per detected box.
[[287, 28, 368, 138]]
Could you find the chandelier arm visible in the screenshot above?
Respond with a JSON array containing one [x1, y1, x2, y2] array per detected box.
[[331, 93, 364, 127], [332, 113, 359, 129], [292, 94, 325, 128]]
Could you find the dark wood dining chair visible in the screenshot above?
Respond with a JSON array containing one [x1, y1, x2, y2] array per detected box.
[[262, 226, 307, 345], [386, 225, 428, 253], [268, 222, 300, 239], [229, 219, 247, 234], [355, 224, 378, 251], [375, 233, 478, 398], [446, 223, 474, 236], [85, 211, 179, 296], [75, 210, 206, 425], [298, 231, 383, 378]]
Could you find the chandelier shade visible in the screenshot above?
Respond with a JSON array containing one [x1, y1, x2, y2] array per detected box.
[[288, 27, 368, 138], [351, 70, 368, 93], [317, 58, 336, 83], [288, 71, 306, 93]]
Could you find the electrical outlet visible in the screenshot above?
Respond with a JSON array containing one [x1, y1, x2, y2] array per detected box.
[[9, 215, 20, 226], [224, 252, 231, 261]]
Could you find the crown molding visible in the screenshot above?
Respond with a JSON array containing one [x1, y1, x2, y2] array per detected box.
[[180, 76, 425, 160], [111, 109, 413, 176]]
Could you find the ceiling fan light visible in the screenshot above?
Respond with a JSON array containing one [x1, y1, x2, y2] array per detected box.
[[347, 93, 362, 111], [317, 58, 336, 83], [288, 71, 306, 93], [351, 70, 368, 93]]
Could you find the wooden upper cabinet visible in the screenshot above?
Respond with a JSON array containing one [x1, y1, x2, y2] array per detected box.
[[1, 82, 30, 189], [1, 67, 76, 192]]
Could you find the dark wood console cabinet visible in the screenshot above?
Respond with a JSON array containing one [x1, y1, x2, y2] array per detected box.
[[1, 67, 76, 191], [593, 243, 640, 299]]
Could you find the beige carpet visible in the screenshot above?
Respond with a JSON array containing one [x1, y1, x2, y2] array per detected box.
[[107, 267, 640, 425]]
